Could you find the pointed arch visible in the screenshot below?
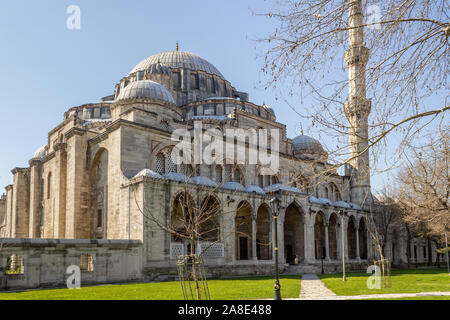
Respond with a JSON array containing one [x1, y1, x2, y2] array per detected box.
[[359, 217, 368, 259], [283, 201, 305, 264], [347, 216, 357, 259], [328, 213, 338, 259], [235, 200, 253, 260], [314, 212, 326, 259], [256, 203, 272, 260]]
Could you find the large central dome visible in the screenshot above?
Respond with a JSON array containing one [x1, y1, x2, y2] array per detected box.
[[128, 51, 225, 80]]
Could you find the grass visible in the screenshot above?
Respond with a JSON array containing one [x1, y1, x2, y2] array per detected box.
[[0, 275, 301, 300], [365, 296, 450, 300], [319, 268, 450, 296]]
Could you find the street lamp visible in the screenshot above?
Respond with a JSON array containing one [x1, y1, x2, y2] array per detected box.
[[339, 210, 347, 281], [269, 192, 284, 300]]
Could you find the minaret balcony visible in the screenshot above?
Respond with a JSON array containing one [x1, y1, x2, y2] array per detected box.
[[344, 46, 370, 66]]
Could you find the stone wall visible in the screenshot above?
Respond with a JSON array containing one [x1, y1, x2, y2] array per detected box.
[[0, 239, 143, 290]]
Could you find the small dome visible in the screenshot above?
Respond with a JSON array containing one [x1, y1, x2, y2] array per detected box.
[[32, 146, 47, 159], [116, 80, 175, 105], [262, 104, 275, 116], [292, 135, 325, 156], [129, 51, 225, 80]]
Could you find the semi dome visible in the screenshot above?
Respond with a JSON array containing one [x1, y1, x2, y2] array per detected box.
[[32, 146, 47, 159], [262, 104, 275, 116], [116, 80, 176, 105], [292, 135, 325, 156], [129, 51, 225, 80]]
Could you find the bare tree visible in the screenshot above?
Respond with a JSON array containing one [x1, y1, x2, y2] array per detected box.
[[132, 164, 259, 300], [393, 129, 449, 262], [256, 0, 448, 175]]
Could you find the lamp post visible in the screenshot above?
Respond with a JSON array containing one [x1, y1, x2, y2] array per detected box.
[[269, 193, 283, 300], [339, 210, 347, 281]]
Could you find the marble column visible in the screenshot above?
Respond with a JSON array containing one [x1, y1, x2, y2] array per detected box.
[[356, 226, 360, 261], [252, 218, 257, 261]]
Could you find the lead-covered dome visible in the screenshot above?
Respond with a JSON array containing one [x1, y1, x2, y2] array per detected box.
[[116, 80, 176, 105], [129, 51, 225, 80], [32, 146, 47, 159], [292, 135, 326, 158]]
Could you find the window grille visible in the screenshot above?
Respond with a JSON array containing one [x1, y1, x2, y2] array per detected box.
[[80, 254, 94, 272], [224, 165, 232, 182], [156, 153, 165, 174], [6, 254, 24, 274], [167, 151, 176, 173]]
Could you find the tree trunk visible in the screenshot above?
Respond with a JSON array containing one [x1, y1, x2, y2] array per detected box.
[[427, 239, 433, 266]]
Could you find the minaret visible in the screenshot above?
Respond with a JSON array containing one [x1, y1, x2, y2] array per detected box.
[[344, 0, 371, 206]]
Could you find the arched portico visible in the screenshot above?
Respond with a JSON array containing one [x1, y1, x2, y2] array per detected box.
[[328, 213, 338, 260], [358, 217, 368, 259], [314, 212, 326, 259], [199, 195, 221, 242], [283, 202, 305, 264], [347, 216, 357, 259], [256, 203, 272, 260], [235, 201, 253, 260]]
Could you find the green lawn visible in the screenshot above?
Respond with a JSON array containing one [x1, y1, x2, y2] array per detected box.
[[319, 268, 450, 296], [365, 296, 450, 300], [0, 275, 301, 300]]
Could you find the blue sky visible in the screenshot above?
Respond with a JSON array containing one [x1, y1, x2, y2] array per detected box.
[[0, 0, 399, 193]]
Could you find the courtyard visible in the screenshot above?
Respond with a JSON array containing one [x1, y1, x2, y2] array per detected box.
[[0, 269, 448, 300]]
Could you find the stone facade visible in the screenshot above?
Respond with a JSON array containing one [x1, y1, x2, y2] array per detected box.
[[0, 239, 142, 290], [1, 21, 430, 287]]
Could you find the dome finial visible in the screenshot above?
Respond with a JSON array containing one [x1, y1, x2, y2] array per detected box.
[[301, 128, 304, 136], [176, 41, 179, 51]]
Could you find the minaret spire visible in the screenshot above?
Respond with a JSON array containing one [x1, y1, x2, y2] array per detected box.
[[344, 0, 371, 206]]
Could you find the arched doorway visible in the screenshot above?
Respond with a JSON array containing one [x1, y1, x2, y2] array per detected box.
[[347, 216, 357, 259], [314, 212, 326, 259], [283, 202, 305, 264], [328, 213, 338, 260], [256, 204, 272, 260], [235, 201, 253, 260], [358, 218, 368, 259]]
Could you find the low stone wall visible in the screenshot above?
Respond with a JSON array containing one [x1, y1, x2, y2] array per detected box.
[[0, 238, 143, 290], [143, 262, 288, 281]]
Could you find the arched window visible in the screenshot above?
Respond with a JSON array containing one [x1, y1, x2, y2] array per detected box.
[[155, 153, 165, 174], [215, 165, 222, 183], [271, 175, 279, 185], [264, 175, 270, 187], [258, 175, 264, 188], [167, 152, 176, 173], [47, 173, 52, 199], [160, 120, 170, 131], [224, 165, 232, 182], [233, 167, 242, 183]]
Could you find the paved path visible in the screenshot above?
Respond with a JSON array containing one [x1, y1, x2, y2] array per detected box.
[[291, 274, 450, 300], [298, 274, 336, 299]]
